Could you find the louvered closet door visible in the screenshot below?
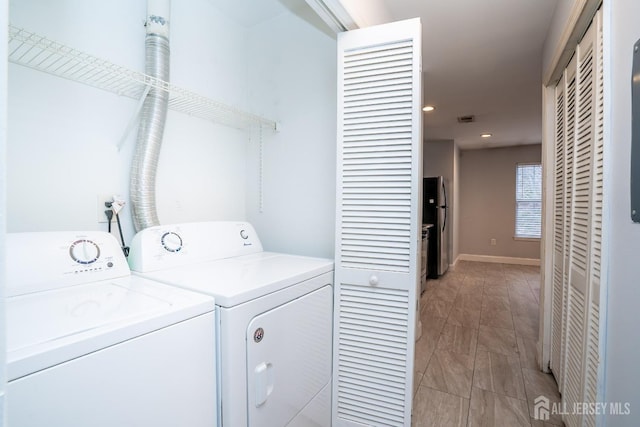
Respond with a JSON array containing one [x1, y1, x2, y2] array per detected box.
[[333, 18, 422, 427], [550, 77, 566, 385], [548, 8, 603, 427], [582, 10, 604, 427], [564, 17, 597, 427], [553, 53, 578, 395]]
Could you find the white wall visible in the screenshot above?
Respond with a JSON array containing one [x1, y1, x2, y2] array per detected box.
[[8, 0, 337, 258], [452, 143, 460, 264], [458, 144, 542, 260], [423, 139, 455, 265], [245, 3, 337, 258], [423, 140, 454, 178], [7, 0, 251, 242], [1, 0, 7, 422], [603, 0, 640, 424]]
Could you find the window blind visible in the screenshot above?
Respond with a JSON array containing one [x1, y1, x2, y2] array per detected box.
[[515, 163, 542, 238]]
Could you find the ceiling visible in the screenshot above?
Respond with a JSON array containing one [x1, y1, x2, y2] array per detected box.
[[340, 0, 559, 150]]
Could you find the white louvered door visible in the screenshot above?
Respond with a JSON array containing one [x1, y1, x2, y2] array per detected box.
[[562, 55, 577, 399], [582, 11, 604, 420], [550, 74, 566, 387], [551, 52, 577, 397], [333, 18, 422, 427], [549, 9, 603, 427], [564, 18, 595, 426]]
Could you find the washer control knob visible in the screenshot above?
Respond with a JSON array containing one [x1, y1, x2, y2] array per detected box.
[[161, 232, 183, 252], [369, 275, 379, 286], [70, 239, 100, 264]]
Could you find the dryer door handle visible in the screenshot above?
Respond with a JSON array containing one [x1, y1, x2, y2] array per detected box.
[[254, 362, 274, 407]]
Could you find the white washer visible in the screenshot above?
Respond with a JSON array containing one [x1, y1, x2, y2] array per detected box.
[[5, 231, 217, 427], [128, 221, 334, 427]]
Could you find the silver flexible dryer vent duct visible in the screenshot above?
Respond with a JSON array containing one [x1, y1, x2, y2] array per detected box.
[[130, 0, 171, 232]]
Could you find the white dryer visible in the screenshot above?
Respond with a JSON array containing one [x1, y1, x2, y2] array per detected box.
[[128, 221, 334, 427], [5, 231, 217, 427]]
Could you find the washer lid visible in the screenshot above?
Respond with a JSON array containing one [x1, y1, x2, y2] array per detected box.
[[138, 252, 334, 308], [7, 275, 214, 381]]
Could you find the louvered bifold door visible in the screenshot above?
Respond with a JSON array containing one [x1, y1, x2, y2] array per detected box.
[[564, 16, 597, 427], [582, 9, 604, 427], [550, 79, 566, 386], [555, 54, 578, 396], [333, 18, 422, 427], [547, 9, 604, 427]]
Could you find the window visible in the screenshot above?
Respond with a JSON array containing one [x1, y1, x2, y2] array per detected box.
[[515, 163, 542, 239]]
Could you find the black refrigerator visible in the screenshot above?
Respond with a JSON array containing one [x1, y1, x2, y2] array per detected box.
[[423, 176, 449, 278]]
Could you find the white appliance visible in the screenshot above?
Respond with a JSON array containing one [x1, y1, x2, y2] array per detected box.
[[5, 231, 217, 427], [128, 221, 334, 427]]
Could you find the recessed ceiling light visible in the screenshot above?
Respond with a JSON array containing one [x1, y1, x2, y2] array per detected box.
[[422, 105, 435, 112], [481, 133, 492, 138]]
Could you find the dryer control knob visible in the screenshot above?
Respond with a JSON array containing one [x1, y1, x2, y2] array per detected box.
[[161, 232, 183, 253], [69, 239, 100, 264], [369, 275, 379, 286]]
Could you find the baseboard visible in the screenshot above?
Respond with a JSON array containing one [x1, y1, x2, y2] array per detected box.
[[457, 253, 541, 266], [450, 255, 460, 268]]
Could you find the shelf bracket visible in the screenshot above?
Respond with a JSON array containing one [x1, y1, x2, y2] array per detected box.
[[259, 125, 264, 213], [117, 85, 151, 151]]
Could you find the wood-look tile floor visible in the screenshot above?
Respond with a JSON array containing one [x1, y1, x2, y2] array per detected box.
[[412, 261, 564, 427]]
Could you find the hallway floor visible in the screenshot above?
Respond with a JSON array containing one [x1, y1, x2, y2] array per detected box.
[[412, 261, 563, 427]]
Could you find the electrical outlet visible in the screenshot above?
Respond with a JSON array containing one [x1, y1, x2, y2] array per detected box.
[[490, 238, 497, 246], [97, 194, 115, 223]]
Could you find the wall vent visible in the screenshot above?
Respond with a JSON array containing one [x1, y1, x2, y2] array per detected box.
[[457, 115, 475, 123]]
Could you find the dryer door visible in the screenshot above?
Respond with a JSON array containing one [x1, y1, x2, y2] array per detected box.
[[246, 285, 332, 427]]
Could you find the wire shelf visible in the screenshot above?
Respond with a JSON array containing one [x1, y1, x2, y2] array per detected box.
[[8, 25, 277, 131]]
